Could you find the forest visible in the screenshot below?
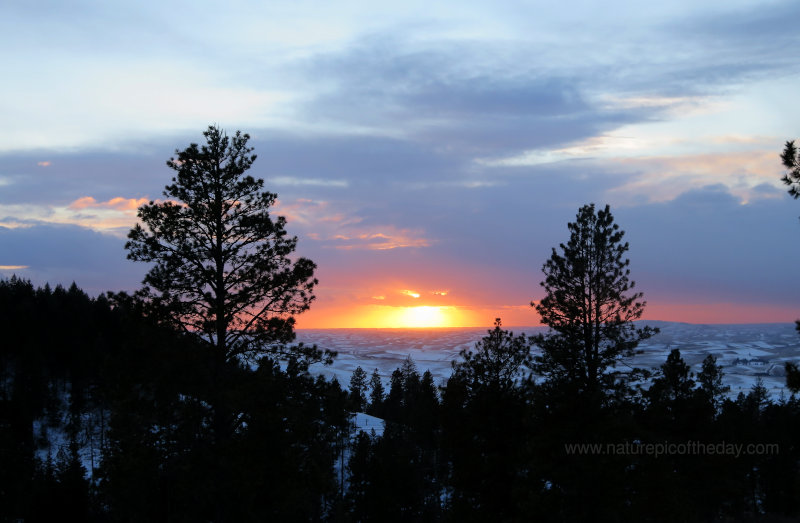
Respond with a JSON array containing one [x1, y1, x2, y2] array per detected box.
[[2, 128, 800, 522]]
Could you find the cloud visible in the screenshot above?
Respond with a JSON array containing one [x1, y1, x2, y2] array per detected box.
[[598, 95, 707, 113], [0, 196, 146, 237], [603, 150, 783, 204], [273, 198, 359, 227], [0, 148, 166, 206], [616, 185, 800, 307], [273, 197, 433, 251], [328, 228, 432, 251], [267, 176, 348, 188], [665, 1, 800, 87], [299, 38, 630, 156], [68, 196, 150, 211], [0, 223, 146, 294]]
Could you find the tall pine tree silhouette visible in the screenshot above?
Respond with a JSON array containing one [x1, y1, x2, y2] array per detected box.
[[126, 125, 317, 364], [532, 203, 657, 398]]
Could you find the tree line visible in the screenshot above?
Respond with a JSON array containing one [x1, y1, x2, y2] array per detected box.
[[1, 126, 799, 521]]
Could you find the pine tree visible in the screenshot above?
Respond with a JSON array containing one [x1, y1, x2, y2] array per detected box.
[[450, 318, 531, 394], [384, 369, 404, 422], [650, 348, 695, 404], [367, 368, 385, 417], [349, 366, 368, 412], [780, 140, 800, 199], [785, 362, 800, 394], [442, 321, 532, 521], [532, 203, 657, 397], [125, 125, 318, 364], [697, 354, 729, 407]]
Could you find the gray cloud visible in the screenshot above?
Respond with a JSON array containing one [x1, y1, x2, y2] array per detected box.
[[619, 185, 800, 306], [0, 223, 146, 295], [297, 37, 642, 156], [598, 1, 800, 96], [0, 148, 167, 205]]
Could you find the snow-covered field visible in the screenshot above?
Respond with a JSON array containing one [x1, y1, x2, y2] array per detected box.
[[301, 321, 800, 399]]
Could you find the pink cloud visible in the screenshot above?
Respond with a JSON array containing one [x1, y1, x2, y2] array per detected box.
[[272, 198, 430, 250], [332, 228, 432, 250], [68, 196, 149, 211], [607, 150, 782, 203], [68, 196, 99, 209]]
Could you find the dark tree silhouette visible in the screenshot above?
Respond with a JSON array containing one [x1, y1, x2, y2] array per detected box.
[[780, 140, 800, 199], [649, 348, 695, 405], [125, 125, 317, 364], [785, 362, 800, 394], [442, 320, 533, 520], [349, 366, 368, 412], [697, 354, 729, 407], [367, 368, 385, 417], [532, 203, 657, 396], [450, 318, 530, 394]]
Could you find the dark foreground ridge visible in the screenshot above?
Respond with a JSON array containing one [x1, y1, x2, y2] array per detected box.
[[3, 278, 800, 522]]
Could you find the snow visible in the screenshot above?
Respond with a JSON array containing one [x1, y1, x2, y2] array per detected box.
[[352, 412, 385, 437], [301, 322, 800, 399]]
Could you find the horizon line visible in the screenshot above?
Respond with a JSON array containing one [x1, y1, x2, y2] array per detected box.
[[296, 319, 798, 330]]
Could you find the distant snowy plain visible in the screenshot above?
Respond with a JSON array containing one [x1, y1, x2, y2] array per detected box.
[[301, 321, 800, 399]]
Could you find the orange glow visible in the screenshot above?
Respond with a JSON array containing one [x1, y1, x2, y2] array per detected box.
[[298, 304, 490, 329], [295, 298, 800, 329], [364, 306, 462, 328], [401, 289, 421, 298]]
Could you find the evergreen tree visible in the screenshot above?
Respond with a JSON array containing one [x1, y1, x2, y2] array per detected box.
[[400, 357, 422, 420], [785, 362, 800, 394], [349, 366, 368, 412], [125, 125, 318, 364], [532, 203, 657, 398], [399, 356, 419, 386], [697, 354, 729, 407], [384, 368, 405, 422], [649, 348, 695, 405], [367, 368, 385, 417], [451, 318, 530, 394], [442, 320, 534, 521], [780, 139, 800, 199], [742, 377, 770, 416]]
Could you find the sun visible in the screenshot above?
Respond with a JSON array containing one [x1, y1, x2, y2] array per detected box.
[[398, 306, 448, 328]]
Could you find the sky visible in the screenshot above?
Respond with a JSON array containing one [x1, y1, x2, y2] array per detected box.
[[1, 0, 800, 328]]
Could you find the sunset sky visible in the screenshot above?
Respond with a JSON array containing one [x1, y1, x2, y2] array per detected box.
[[2, 0, 800, 328]]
